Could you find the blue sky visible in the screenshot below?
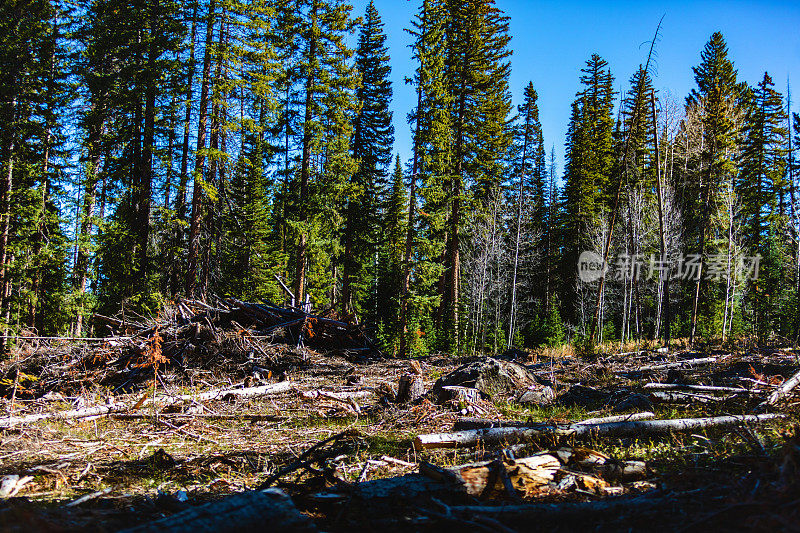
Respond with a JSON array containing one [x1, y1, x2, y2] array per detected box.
[[350, 0, 800, 174]]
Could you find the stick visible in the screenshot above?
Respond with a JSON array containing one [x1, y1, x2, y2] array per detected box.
[[257, 429, 360, 489], [413, 414, 784, 450]]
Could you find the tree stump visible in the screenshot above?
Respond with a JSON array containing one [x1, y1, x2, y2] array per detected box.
[[396, 374, 424, 403]]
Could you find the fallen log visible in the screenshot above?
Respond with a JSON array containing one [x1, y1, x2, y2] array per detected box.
[[120, 489, 317, 533], [643, 383, 749, 393], [576, 412, 656, 425], [762, 367, 800, 407], [621, 357, 718, 373], [454, 412, 655, 431], [413, 414, 784, 450], [0, 382, 292, 429], [0, 402, 128, 428], [649, 391, 732, 404]]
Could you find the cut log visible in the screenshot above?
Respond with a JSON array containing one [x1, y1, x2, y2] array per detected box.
[[120, 489, 317, 533], [624, 357, 718, 372], [763, 367, 800, 406], [454, 412, 655, 431], [576, 412, 656, 425], [396, 374, 424, 404], [0, 382, 293, 429], [438, 386, 484, 404], [419, 454, 561, 499], [413, 414, 784, 450], [643, 383, 749, 394]]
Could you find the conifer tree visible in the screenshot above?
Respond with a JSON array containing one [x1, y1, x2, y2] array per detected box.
[[341, 0, 394, 316], [289, 0, 358, 308], [507, 81, 545, 347], [684, 32, 743, 343], [442, 0, 513, 352], [738, 72, 788, 337], [560, 54, 615, 328], [374, 155, 407, 351]]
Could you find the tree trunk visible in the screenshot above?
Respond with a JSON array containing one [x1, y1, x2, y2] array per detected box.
[[293, 1, 318, 307], [398, 86, 422, 357], [651, 93, 670, 343], [186, 0, 217, 297]]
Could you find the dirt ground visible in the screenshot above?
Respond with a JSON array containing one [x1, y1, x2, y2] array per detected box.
[[2, 330, 800, 532]]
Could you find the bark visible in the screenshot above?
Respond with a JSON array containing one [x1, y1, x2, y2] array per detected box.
[[186, 0, 217, 297], [413, 414, 783, 450]]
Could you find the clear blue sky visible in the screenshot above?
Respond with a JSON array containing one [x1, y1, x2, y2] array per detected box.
[[351, 0, 800, 175]]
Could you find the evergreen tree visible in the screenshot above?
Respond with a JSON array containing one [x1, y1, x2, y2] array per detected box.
[[560, 54, 616, 328], [683, 32, 744, 342], [738, 72, 788, 337], [341, 0, 394, 316], [441, 0, 513, 352], [507, 81, 545, 347], [374, 155, 407, 351]]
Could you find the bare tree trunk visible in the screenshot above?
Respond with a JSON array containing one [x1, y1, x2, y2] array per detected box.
[[651, 92, 670, 343], [508, 123, 530, 348]]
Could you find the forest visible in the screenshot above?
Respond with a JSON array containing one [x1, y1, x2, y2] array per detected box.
[[1, 0, 798, 355], [5, 0, 800, 530]]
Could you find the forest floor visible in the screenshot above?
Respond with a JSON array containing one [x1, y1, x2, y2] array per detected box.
[[1, 312, 800, 531]]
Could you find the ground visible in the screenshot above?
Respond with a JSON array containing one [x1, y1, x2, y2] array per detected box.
[[1, 330, 800, 532]]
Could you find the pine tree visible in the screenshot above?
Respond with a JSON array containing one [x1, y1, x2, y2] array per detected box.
[[507, 81, 545, 347], [738, 72, 788, 337], [684, 32, 744, 343], [341, 0, 394, 316], [0, 0, 74, 338], [289, 0, 358, 309], [406, 0, 451, 355], [560, 54, 616, 328], [374, 155, 407, 351]]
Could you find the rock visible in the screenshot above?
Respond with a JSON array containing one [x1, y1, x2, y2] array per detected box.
[[516, 385, 555, 405], [430, 357, 542, 403], [498, 347, 527, 361], [556, 385, 613, 409], [611, 393, 653, 413]]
